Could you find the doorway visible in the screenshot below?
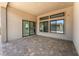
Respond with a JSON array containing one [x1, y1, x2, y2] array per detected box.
[[22, 20, 35, 37]]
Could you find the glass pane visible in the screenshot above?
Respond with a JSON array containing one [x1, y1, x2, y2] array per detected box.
[[40, 21, 48, 32], [50, 20, 57, 32], [40, 16, 49, 20], [44, 21, 48, 32], [40, 22, 44, 32], [56, 20, 64, 33], [29, 22, 35, 35], [22, 20, 29, 37], [50, 12, 64, 18]]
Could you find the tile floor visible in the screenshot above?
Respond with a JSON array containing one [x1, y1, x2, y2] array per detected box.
[[2, 35, 78, 56]]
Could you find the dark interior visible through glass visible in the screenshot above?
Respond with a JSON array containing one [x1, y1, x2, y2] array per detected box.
[[40, 21, 48, 32]]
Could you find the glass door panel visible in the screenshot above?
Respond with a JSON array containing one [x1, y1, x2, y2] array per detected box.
[[29, 21, 35, 35], [22, 20, 29, 37]]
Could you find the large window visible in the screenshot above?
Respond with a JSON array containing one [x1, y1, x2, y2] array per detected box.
[[39, 12, 65, 33], [50, 20, 64, 33], [40, 21, 48, 32]]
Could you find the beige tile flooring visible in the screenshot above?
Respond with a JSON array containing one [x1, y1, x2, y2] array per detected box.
[[2, 35, 77, 56]]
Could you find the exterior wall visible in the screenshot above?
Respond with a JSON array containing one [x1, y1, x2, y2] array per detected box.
[[73, 3, 79, 55], [7, 7, 36, 40], [0, 7, 6, 55], [0, 7, 7, 43], [0, 7, 1, 43], [37, 6, 73, 41]]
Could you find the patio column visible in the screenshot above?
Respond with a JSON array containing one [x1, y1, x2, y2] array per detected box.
[[73, 3, 79, 55]]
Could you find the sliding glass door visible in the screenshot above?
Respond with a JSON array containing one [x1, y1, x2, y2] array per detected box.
[[22, 20, 35, 37]]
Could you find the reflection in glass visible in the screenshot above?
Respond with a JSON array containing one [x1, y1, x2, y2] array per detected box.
[[29, 22, 35, 35], [50, 20, 64, 33], [50, 20, 57, 32], [40, 22, 44, 32], [22, 20, 35, 37], [57, 20, 64, 33], [40, 21, 48, 32], [22, 20, 29, 36]]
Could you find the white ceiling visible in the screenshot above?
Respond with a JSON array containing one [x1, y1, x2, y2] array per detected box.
[[9, 2, 73, 16]]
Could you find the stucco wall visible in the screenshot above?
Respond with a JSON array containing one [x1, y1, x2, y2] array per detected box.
[[0, 7, 7, 43], [7, 7, 36, 40], [0, 7, 1, 43], [73, 3, 79, 55], [37, 6, 73, 41]]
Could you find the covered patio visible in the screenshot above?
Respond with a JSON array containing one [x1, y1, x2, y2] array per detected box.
[[0, 2, 79, 56]]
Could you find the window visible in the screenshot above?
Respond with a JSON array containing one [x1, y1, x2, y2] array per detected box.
[[50, 20, 64, 33], [50, 12, 64, 19], [40, 21, 48, 32], [40, 16, 49, 20]]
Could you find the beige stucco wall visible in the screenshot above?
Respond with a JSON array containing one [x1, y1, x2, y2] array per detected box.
[[7, 7, 36, 40], [0, 7, 7, 43], [0, 7, 1, 43], [73, 3, 79, 55], [0, 7, 7, 55], [37, 6, 73, 41], [0, 7, 2, 54]]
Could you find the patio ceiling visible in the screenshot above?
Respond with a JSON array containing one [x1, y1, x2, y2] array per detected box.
[[9, 2, 73, 16], [0, 2, 73, 16]]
